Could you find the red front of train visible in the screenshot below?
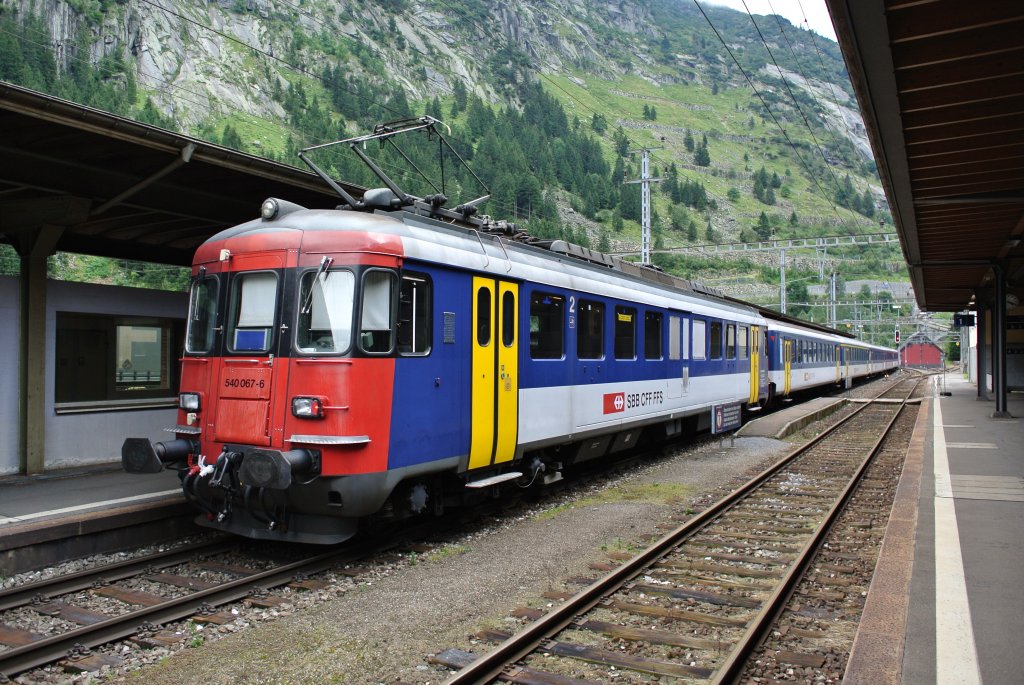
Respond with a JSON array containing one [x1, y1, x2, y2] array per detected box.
[[123, 206, 412, 543]]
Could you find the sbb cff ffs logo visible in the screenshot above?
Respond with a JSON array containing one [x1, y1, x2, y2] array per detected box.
[[604, 392, 625, 414], [603, 390, 664, 414]]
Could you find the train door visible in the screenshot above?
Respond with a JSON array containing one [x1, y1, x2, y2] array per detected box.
[[749, 324, 761, 404], [783, 338, 793, 395], [469, 276, 520, 470], [212, 252, 291, 450], [835, 344, 841, 383]]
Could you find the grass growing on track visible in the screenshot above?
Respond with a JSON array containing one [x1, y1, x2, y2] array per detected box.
[[534, 482, 695, 521]]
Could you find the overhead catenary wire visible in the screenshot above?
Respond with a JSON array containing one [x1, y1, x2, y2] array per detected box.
[[11, 0, 870, 238], [795, 0, 863, 150], [769, 0, 857, 144], [135, 0, 405, 119], [0, 22, 342, 157], [740, 0, 847, 201], [691, 0, 847, 223]]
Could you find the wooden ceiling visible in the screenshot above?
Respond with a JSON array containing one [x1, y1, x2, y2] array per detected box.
[[0, 83, 360, 266], [827, 0, 1024, 311]]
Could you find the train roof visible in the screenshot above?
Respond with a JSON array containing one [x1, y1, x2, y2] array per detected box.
[[204, 193, 895, 355]]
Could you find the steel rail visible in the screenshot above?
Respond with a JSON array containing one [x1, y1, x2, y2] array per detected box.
[[444, 373, 919, 684], [711, 377, 922, 683], [0, 543, 366, 677], [0, 538, 233, 612]]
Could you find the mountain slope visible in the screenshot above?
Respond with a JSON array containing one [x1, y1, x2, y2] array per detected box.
[[0, 0, 904, 307]]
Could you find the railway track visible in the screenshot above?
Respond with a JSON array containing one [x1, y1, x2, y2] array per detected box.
[[0, 528, 418, 679], [0, 373, 916, 682], [439, 374, 924, 684]]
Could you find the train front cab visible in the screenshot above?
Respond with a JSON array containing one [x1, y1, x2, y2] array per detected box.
[[122, 225, 421, 543]]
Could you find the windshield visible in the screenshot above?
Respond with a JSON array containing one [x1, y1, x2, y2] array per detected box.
[[185, 275, 219, 354], [227, 271, 278, 353], [296, 269, 355, 354]]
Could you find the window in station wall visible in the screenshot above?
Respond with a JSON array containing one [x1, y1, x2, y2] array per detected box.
[[55, 312, 182, 408]]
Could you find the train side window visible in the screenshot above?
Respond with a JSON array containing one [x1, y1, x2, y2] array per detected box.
[[692, 319, 706, 360], [228, 271, 277, 353], [398, 273, 431, 356], [738, 325, 748, 359], [577, 299, 605, 360], [186, 275, 219, 354], [709, 321, 723, 360], [476, 287, 491, 347], [502, 291, 515, 348], [529, 292, 564, 359], [645, 311, 663, 360], [725, 324, 736, 359], [296, 268, 355, 354], [360, 270, 396, 354], [614, 306, 636, 360]]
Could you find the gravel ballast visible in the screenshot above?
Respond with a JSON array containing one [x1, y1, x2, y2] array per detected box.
[[76, 436, 789, 685]]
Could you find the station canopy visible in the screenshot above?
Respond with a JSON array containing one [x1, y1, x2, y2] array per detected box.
[[0, 82, 362, 267], [827, 0, 1024, 312]]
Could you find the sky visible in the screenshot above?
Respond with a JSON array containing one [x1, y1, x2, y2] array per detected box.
[[702, 0, 837, 42]]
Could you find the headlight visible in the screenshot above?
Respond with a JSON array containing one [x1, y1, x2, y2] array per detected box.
[[179, 392, 201, 411], [261, 198, 279, 221], [292, 396, 325, 418]]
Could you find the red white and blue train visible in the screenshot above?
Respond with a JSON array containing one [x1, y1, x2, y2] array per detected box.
[[123, 120, 898, 543]]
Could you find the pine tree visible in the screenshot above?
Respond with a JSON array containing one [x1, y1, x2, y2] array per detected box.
[[755, 212, 772, 240], [694, 141, 710, 167], [613, 127, 630, 157], [687, 219, 698, 242], [684, 130, 695, 152], [861, 189, 875, 217], [612, 157, 625, 186], [221, 124, 243, 150], [789, 211, 799, 226]]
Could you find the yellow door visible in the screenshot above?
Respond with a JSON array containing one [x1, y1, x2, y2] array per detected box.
[[835, 344, 840, 382], [749, 325, 760, 404], [469, 277, 519, 470], [783, 339, 792, 395]]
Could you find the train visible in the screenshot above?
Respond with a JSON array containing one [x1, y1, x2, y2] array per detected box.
[[122, 119, 898, 543]]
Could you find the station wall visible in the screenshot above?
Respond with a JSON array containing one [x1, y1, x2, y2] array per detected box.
[[0, 276, 188, 475]]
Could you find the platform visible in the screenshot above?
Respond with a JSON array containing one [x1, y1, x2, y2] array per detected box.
[[846, 375, 1023, 685], [736, 396, 846, 439], [0, 466, 192, 574]]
